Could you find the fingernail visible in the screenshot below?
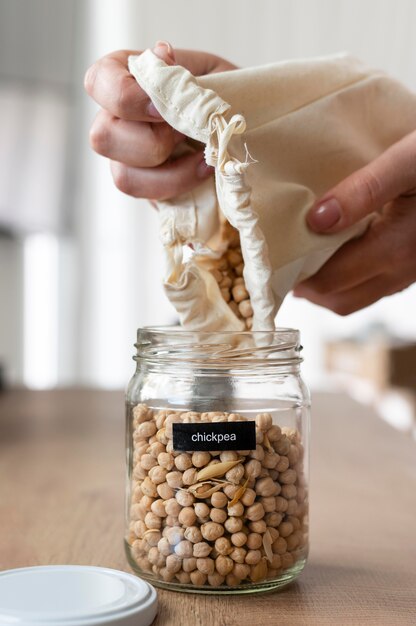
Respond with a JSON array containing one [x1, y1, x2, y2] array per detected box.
[[307, 197, 342, 232], [197, 155, 214, 179], [147, 101, 163, 120], [153, 40, 175, 63]]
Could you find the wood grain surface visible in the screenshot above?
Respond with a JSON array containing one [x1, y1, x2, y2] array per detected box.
[[0, 389, 415, 625]]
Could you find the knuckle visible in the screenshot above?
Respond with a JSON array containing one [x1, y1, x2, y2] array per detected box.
[[111, 162, 132, 195], [89, 115, 111, 155], [84, 63, 97, 94], [116, 74, 137, 119], [353, 168, 382, 208], [147, 139, 171, 167]]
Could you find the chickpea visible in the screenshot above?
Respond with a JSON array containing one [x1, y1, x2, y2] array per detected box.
[[246, 502, 265, 522], [136, 421, 157, 440], [240, 488, 256, 507], [178, 507, 197, 527], [208, 573, 225, 587], [275, 496, 289, 512], [265, 512, 283, 528], [232, 283, 249, 303], [244, 458, 262, 479], [233, 563, 250, 580], [215, 537, 233, 556], [225, 464, 245, 484], [219, 451, 239, 462], [215, 555, 234, 576], [281, 484, 297, 499], [140, 453, 157, 471], [133, 404, 152, 424], [148, 547, 165, 567], [184, 526, 203, 544], [267, 424, 281, 442], [210, 508, 227, 524], [157, 537, 172, 557], [193, 542, 212, 558], [190, 571, 207, 586], [176, 490, 194, 507], [238, 299, 253, 318], [164, 498, 181, 517], [275, 437, 291, 456], [227, 501, 244, 517], [174, 453, 193, 471], [249, 445, 265, 462], [248, 520, 267, 534], [255, 477, 278, 497], [245, 549, 262, 565], [278, 521, 294, 538], [280, 468, 297, 484], [176, 571, 191, 584], [151, 499, 167, 518], [191, 451, 211, 468], [260, 496, 276, 513], [165, 554, 182, 573], [157, 452, 174, 470], [182, 557, 197, 572], [211, 491, 228, 508], [166, 471, 183, 489], [144, 512, 162, 530], [226, 573, 242, 587], [272, 537, 287, 555], [175, 540, 194, 558], [196, 558, 215, 576], [140, 477, 158, 498], [148, 441, 165, 458], [246, 533, 263, 550], [201, 522, 224, 542], [194, 502, 210, 519], [262, 452, 280, 470], [230, 547, 247, 563], [148, 465, 168, 485], [224, 517, 243, 534], [255, 413, 272, 432], [231, 532, 247, 547], [281, 553, 294, 569], [182, 467, 199, 485], [157, 482, 175, 500]]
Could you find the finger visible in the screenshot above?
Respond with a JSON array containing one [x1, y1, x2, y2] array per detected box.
[[89, 109, 185, 167], [84, 42, 175, 122], [296, 272, 413, 316], [85, 45, 236, 122], [293, 214, 390, 296], [111, 150, 214, 200], [307, 129, 416, 233]]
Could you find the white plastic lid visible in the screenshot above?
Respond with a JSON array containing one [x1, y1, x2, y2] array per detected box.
[[0, 565, 158, 626]]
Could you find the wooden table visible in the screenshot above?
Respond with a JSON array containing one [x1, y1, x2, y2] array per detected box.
[[0, 389, 415, 625]]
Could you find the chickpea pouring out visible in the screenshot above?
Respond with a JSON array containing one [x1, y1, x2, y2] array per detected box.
[[126, 404, 308, 589]]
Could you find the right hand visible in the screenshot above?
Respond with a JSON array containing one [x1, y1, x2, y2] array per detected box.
[[84, 42, 237, 201]]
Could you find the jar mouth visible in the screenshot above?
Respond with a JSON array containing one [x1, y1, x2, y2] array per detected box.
[[135, 326, 302, 368]]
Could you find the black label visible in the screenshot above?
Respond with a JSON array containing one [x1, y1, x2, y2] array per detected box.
[[172, 421, 256, 452]]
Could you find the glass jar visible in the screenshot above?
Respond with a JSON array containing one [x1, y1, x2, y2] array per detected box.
[[125, 327, 310, 594]]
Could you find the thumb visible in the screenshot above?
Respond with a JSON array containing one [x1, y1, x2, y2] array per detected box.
[[306, 130, 416, 234], [153, 40, 176, 66]]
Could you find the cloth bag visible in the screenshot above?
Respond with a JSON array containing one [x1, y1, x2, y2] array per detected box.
[[129, 50, 416, 331]]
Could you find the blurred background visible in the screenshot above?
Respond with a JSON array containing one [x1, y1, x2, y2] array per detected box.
[[1, 0, 415, 432]]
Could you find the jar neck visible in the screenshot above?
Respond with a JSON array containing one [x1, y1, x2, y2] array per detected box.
[[134, 326, 303, 373]]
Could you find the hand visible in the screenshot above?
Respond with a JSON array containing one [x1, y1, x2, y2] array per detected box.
[[84, 42, 236, 200], [293, 130, 416, 315]]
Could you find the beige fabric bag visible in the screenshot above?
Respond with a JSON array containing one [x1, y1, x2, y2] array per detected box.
[[129, 50, 416, 331]]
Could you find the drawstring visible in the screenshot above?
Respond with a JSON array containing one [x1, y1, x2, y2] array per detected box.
[[204, 113, 249, 173]]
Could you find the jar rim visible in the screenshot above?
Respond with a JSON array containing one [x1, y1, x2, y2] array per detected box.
[[135, 326, 302, 369]]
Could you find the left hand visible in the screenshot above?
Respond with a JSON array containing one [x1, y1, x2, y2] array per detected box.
[[293, 130, 416, 315]]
